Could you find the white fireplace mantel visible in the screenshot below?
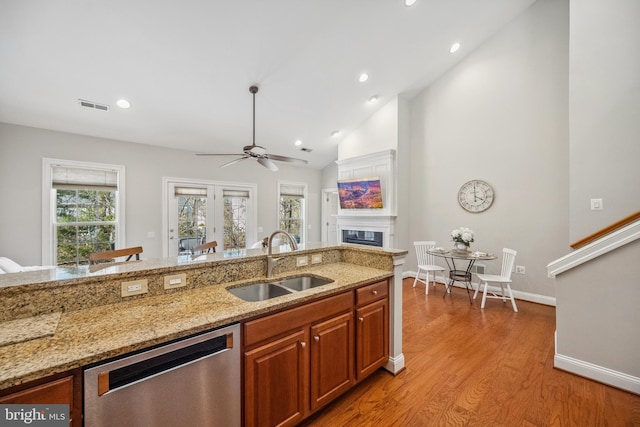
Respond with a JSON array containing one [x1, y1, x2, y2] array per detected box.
[[335, 150, 397, 248]]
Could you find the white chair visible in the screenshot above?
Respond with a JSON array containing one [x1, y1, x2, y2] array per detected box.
[[413, 241, 447, 295], [473, 248, 518, 312]]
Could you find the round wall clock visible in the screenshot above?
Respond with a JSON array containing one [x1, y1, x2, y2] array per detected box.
[[458, 180, 494, 213]]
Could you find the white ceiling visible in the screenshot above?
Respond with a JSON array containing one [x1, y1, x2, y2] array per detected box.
[[0, 0, 536, 170]]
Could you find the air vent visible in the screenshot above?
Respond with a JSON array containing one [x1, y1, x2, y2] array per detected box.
[[300, 147, 312, 152], [78, 99, 110, 112]]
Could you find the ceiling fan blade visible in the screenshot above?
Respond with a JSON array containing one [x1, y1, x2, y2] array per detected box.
[[258, 157, 279, 171], [267, 154, 309, 165], [196, 153, 245, 156], [220, 156, 248, 168]]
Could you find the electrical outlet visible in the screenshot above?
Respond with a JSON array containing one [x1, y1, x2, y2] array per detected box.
[[296, 256, 308, 267], [121, 279, 148, 297], [164, 273, 187, 289], [311, 254, 322, 264], [515, 265, 526, 274]]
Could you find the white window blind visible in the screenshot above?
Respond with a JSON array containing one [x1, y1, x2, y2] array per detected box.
[[52, 166, 118, 191], [174, 186, 207, 197], [280, 184, 304, 197], [223, 189, 250, 198]]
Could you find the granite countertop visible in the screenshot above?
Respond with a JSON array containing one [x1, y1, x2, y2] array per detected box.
[[0, 261, 393, 390]]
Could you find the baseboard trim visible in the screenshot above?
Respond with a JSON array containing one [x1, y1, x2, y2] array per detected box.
[[384, 353, 405, 375], [405, 271, 556, 306], [554, 353, 640, 395]]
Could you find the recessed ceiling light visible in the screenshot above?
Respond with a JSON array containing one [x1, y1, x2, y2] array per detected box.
[[294, 139, 302, 146], [404, 0, 417, 6], [368, 95, 379, 104], [331, 130, 340, 138], [116, 99, 131, 109], [358, 73, 369, 83], [449, 42, 461, 54]]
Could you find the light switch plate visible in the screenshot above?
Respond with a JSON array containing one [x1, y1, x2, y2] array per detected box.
[[121, 279, 148, 297], [164, 273, 187, 289]]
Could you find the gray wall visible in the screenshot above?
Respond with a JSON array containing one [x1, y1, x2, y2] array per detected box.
[[555, 238, 640, 378], [0, 123, 322, 265], [406, 0, 569, 299], [569, 0, 640, 242]]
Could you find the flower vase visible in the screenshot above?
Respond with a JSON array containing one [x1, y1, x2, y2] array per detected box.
[[454, 242, 470, 252]]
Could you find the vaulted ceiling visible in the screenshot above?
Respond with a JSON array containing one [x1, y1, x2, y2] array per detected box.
[[0, 0, 536, 169]]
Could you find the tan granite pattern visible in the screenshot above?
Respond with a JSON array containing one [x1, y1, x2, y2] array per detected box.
[[0, 266, 400, 390], [0, 312, 61, 347], [0, 245, 408, 390]]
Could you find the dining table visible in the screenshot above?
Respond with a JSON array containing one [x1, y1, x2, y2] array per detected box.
[[428, 248, 497, 303]]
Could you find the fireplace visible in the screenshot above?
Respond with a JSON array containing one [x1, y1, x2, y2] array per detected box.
[[342, 230, 383, 247]]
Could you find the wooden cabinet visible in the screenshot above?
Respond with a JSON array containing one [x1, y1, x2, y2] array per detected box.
[[355, 280, 389, 380], [243, 279, 389, 426], [243, 292, 353, 427], [0, 369, 82, 427], [310, 311, 354, 411]]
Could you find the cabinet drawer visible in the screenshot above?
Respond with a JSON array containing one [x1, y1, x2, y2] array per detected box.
[[244, 291, 353, 348], [0, 376, 73, 404], [355, 280, 388, 307]]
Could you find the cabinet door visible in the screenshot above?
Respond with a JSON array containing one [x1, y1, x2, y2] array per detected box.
[[309, 311, 354, 411], [244, 329, 308, 427], [0, 374, 81, 427], [356, 298, 389, 380]]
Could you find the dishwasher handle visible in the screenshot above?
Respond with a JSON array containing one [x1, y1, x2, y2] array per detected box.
[[98, 331, 234, 396]]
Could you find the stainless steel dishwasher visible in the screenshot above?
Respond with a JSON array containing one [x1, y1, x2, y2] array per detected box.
[[84, 323, 240, 427]]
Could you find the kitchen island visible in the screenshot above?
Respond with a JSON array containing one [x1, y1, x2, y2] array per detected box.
[[0, 243, 407, 393]]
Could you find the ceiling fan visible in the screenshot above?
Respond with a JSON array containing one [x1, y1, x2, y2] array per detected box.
[[196, 85, 308, 171]]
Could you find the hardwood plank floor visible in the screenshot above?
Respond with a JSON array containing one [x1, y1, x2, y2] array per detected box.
[[301, 278, 640, 426]]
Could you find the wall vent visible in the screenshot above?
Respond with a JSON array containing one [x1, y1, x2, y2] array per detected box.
[[78, 99, 110, 112], [470, 263, 485, 275]]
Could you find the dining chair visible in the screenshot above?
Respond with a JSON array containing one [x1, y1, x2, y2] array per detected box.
[[89, 246, 143, 265], [192, 240, 218, 254], [473, 248, 518, 312], [413, 241, 447, 295]]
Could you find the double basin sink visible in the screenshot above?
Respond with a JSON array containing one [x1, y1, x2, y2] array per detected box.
[[227, 275, 333, 302]]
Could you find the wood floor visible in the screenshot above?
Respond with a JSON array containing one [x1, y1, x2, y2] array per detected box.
[[301, 278, 640, 426]]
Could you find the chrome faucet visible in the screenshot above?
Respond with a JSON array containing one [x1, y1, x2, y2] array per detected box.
[[266, 230, 299, 278]]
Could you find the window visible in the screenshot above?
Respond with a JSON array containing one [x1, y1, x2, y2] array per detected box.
[[164, 179, 256, 256], [43, 159, 125, 266], [278, 181, 307, 244]]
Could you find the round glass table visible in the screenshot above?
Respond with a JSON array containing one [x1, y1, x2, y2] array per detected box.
[[428, 249, 497, 303]]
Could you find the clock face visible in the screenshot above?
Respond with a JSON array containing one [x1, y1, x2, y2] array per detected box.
[[458, 180, 494, 213]]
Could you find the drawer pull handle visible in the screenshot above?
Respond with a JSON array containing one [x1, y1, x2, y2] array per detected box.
[[372, 290, 378, 295], [300, 341, 306, 348], [358, 317, 364, 322], [314, 336, 320, 342]]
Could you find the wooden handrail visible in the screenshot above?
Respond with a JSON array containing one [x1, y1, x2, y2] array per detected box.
[[89, 246, 143, 264], [570, 211, 640, 249]]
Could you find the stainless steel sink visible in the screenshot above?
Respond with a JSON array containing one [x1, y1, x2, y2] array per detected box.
[[227, 276, 333, 302], [227, 282, 292, 302], [275, 276, 333, 291]]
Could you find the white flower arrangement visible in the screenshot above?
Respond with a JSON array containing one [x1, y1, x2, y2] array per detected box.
[[451, 227, 474, 246]]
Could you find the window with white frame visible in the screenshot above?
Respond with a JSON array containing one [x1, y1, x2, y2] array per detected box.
[[43, 159, 125, 266], [278, 181, 307, 244]]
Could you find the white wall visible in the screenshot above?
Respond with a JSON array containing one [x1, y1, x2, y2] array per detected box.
[[569, 0, 640, 242], [0, 123, 322, 265], [338, 97, 399, 160], [407, 0, 569, 299]]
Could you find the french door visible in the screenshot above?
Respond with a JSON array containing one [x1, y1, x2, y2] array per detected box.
[[164, 179, 256, 257]]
